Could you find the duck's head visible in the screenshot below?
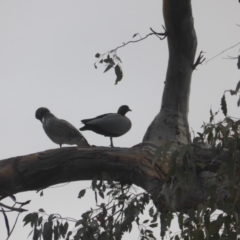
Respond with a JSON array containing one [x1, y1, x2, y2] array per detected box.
[[35, 107, 51, 122]]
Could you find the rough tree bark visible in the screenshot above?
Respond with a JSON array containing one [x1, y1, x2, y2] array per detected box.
[[143, 0, 196, 145], [0, 0, 230, 231]]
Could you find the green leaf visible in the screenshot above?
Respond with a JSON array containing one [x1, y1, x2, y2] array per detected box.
[[221, 95, 227, 116], [160, 212, 167, 238], [166, 212, 173, 227], [75, 219, 83, 227], [96, 178, 102, 190], [66, 231, 72, 240], [149, 223, 158, 228], [92, 177, 97, 190], [112, 205, 116, 215], [102, 184, 106, 192], [95, 191, 98, 204], [174, 236, 180, 240], [63, 222, 69, 236], [207, 130, 213, 143], [43, 222, 51, 238], [235, 80, 240, 92], [116, 56, 122, 63], [104, 59, 110, 63], [178, 211, 183, 230], [1, 208, 10, 236], [78, 189, 86, 199], [151, 213, 158, 223], [204, 127, 212, 135], [215, 214, 223, 233], [238, 95, 240, 107], [149, 207, 154, 217], [37, 216, 42, 226], [104, 64, 113, 73], [115, 64, 123, 85], [95, 53, 101, 58], [99, 191, 104, 199], [33, 227, 41, 240], [143, 219, 149, 224], [31, 213, 38, 227], [53, 226, 59, 240], [23, 213, 32, 226]]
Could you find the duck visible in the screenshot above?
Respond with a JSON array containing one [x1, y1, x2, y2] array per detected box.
[[80, 105, 132, 147], [35, 107, 89, 148]]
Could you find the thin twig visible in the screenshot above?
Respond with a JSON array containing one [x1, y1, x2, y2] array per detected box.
[[206, 41, 240, 63], [6, 212, 21, 240], [0, 203, 27, 212], [99, 27, 167, 57], [193, 51, 205, 70]]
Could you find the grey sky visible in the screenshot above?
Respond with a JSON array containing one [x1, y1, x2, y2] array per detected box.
[[0, 1, 239, 239]]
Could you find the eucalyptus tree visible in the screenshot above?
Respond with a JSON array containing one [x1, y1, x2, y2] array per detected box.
[[0, 1, 239, 239]]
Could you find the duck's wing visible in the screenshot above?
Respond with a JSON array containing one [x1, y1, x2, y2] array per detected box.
[[81, 113, 110, 124], [82, 114, 131, 137]]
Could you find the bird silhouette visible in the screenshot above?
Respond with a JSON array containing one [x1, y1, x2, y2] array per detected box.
[[80, 105, 131, 147], [36, 107, 89, 148]]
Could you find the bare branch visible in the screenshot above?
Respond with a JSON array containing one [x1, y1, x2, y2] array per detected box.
[[1, 208, 10, 237], [108, 26, 167, 53], [0, 203, 27, 213], [6, 212, 21, 240], [193, 51, 205, 70], [206, 41, 240, 63]]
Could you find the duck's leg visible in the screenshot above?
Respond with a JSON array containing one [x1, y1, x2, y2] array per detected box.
[[110, 137, 114, 147]]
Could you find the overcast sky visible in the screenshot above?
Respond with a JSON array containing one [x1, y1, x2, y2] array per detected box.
[[0, 1, 240, 239]]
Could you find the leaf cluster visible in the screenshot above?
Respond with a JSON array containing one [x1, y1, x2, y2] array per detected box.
[[24, 172, 158, 240], [94, 27, 166, 85], [164, 113, 240, 239], [149, 108, 240, 239], [221, 80, 240, 116], [94, 52, 123, 85]]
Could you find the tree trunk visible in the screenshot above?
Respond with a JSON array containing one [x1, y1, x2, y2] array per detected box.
[[143, 0, 197, 145]]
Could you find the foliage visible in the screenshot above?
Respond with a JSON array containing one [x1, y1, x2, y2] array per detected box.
[[221, 80, 240, 116], [94, 52, 123, 85], [161, 112, 240, 240], [94, 27, 166, 85], [23, 172, 158, 240]]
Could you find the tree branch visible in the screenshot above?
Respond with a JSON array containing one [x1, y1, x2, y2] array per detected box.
[[0, 146, 161, 202], [0, 144, 236, 212]]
